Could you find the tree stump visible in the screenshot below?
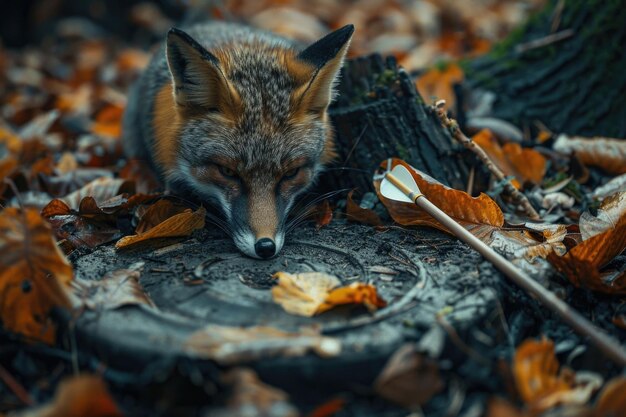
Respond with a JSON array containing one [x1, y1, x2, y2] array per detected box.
[[465, 0, 626, 138], [322, 54, 474, 193]]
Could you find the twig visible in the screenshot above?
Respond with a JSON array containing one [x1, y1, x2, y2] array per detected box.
[[550, 0, 566, 33], [431, 101, 540, 220], [515, 29, 574, 54], [0, 363, 34, 406]]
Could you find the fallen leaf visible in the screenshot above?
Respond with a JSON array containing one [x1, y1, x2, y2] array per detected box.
[[38, 169, 114, 197], [547, 213, 626, 294], [595, 377, 626, 416], [346, 190, 383, 226], [119, 158, 161, 194], [472, 129, 547, 188], [62, 177, 134, 210], [15, 374, 122, 417], [0, 208, 72, 344], [492, 225, 567, 262], [314, 199, 333, 230], [579, 192, 626, 240], [307, 398, 346, 417], [374, 344, 444, 408], [91, 104, 124, 138], [318, 283, 387, 314], [135, 199, 190, 234], [415, 62, 464, 109], [208, 368, 299, 417], [513, 338, 602, 413], [271, 272, 340, 317], [553, 134, 626, 175], [185, 325, 341, 365], [115, 206, 206, 249], [591, 173, 626, 200], [55, 151, 78, 174], [485, 397, 526, 417], [272, 272, 386, 317], [73, 263, 154, 310], [374, 158, 504, 242]]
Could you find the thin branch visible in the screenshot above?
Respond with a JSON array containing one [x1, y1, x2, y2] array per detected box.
[[431, 101, 540, 220]]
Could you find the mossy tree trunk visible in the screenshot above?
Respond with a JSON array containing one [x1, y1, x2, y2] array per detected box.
[[465, 0, 626, 139]]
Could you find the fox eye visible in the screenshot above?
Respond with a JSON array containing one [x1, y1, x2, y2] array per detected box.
[[218, 165, 237, 178], [283, 168, 299, 180]]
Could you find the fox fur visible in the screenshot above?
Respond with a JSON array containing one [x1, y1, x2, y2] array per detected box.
[[122, 21, 353, 258]]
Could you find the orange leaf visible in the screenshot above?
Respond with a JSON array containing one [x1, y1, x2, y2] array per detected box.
[[115, 206, 205, 249], [513, 338, 602, 412], [317, 283, 386, 314], [0, 208, 72, 344], [415, 62, 464, 108], [547, 213, 626, 294], [472, 129, 546, 187], [27, 374, 123, 417], [135, 199, 190, 234], [374, 158, 503, 241], [314, 199, 333, 230], [91, 104, 124, 138], [272, 272, 386, 317], [553, 134, 626, 175], [346, 190, 383, 226], [596, 377, 626, 416]]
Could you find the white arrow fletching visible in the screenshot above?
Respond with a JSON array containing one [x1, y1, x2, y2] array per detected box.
[[380, 164, 421, 203]]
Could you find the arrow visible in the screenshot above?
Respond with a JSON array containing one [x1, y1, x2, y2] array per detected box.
[[381, 163, 626, 367]]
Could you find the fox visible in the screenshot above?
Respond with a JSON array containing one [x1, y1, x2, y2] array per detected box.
[[122, 22, 354, 259]]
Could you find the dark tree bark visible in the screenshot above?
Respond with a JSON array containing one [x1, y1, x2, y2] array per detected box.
[[465, 0, 626, 139], [322, 54, 474, 193]]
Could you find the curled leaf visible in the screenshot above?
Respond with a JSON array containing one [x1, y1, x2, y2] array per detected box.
[[272, 271, 386, 317], [579, 192, 626, 240], [62, 177, 134, 210], [547, 213, 626, 294], [346, 190, 383, 226], [553, 134, 626, 175], [115, 206, 206, 249]]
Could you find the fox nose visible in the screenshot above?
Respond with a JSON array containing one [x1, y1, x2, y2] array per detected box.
[[254, 238, 276, 259]]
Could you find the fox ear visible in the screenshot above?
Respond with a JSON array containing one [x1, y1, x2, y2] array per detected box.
[[295, 24, 354, 113], [166, 28, 240, 115]]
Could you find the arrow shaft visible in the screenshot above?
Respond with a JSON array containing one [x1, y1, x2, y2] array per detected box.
[[385, 172, 626, 367]]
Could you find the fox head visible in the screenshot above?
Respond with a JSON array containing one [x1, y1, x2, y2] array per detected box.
[[159, 24, 354, 258]]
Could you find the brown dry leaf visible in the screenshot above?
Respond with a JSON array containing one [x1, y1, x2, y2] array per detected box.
[[55, 151, 78, 174], [115, 206, 206, 249], [374, 344, 444, 409], [547, 213, 626, 294], [579, 192, 626, 240], [306, 398, 346, 417], [492, 225, 566, 262], [513, 338, 602, 413], [595, 377, 626, 416], [485, 397, 526, 417], [208, 368, 299, 417], [415, 62, 464, 109], [314, 199, 333, 230], [74, 263, 154, 310], [185, 324, 341, 365], [472, 129, 547, 187], [91, 104, 124, 138], [0, 125, 23, 155], [0, 208, 72, 344], [116, 48, 150, 72], [62, 177, 134, 210], [318, 283, 387, 314], [346, 190, 383, 226], [374, 158, 504, 242], [16, 374, 122, 417], [271, 271, 340, 317], [135, 199, 190, 234], [553, 134, 626, 175], [272, 272, 386, 317]]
